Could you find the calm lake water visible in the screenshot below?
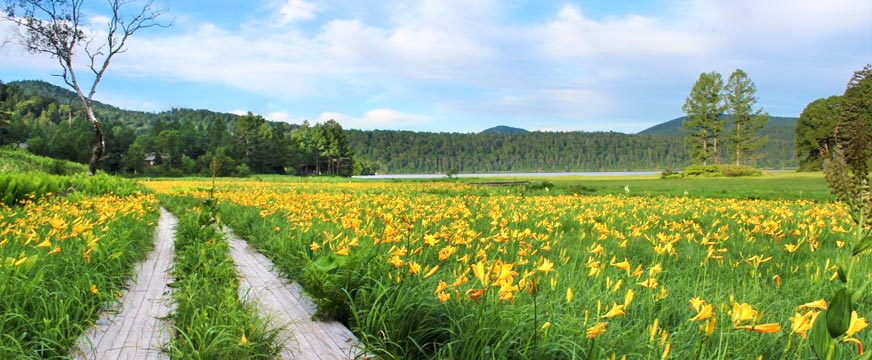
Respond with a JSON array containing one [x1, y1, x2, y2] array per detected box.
[[353, 171, 660, 179]]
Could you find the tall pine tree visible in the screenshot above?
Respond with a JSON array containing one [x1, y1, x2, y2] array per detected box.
[[725, 69, 769, 166], [682, 72, 726, 166]]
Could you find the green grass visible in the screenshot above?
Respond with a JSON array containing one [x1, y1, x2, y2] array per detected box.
[[0, 147, 87, 175], [455, 171, 833, 201], [161, 195, 281, 359]]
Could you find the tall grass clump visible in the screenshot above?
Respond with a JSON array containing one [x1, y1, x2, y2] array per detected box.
[[0, 181, 158, 358], [161, 195, 280, 359], [0, 172, 143, 206]]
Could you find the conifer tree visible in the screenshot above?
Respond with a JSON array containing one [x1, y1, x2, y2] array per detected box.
[[725, 69, 769, 166], [682, 72, 726, 166]]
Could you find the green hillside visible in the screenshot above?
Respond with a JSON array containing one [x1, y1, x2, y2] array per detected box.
[[0, 146, 87, 174], [639, 115, 797, 135]]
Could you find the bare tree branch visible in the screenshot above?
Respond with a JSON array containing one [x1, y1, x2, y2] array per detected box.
[[1, 0, 170, 174]]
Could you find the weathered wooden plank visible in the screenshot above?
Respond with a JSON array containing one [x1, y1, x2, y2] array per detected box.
[[72, 208, 176, 360], [226, 228, 364, 359]]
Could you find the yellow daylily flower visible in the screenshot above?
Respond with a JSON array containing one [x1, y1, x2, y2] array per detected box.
[[736, 323, 781, 333], [789, 311, 818, 339], [602, 302, 625, 318], [846, 311, 868, 337], [731, 303, 758, 326], [587, 322, 608, 338], [691, 304, 714, 321], [536, 258, 555, 273]]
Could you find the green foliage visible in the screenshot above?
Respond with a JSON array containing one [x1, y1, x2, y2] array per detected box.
[[725, 69, 769, 166], [161, 196, 281, 359], [660, 169, 682, 179], [299, 253, 363, 322], [682, 164, 722, 177], [0, 146, 87, 174], [813, 64, 872, 360], [0, 81, 357, 177], [682, 71, 727, 165], [0, 172, 142, 206], [718, 164, 762, 177], [796, 96, 841, 171]]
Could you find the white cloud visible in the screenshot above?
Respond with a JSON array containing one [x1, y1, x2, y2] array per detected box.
[[229, 109, 248, 116], [318, 108, 430, 130], [276, 0, 319, 25], [265, 111, 299, 123], [539, 5, 714, 58]]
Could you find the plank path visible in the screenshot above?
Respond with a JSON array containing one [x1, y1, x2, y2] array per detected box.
[[226, 228, 363, 359], [72, 208, 177, 360]]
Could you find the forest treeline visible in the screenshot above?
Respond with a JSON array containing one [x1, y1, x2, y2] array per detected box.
[[348, 121, 796, 173], [0, 80, 798, 175], [0, 80, 353, 176]]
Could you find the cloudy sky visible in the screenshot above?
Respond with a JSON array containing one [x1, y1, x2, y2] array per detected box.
[[1, 0, 870, 133]]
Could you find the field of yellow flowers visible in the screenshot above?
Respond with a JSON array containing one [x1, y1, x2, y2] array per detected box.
[[0, 189, 158, 358], [148, 178, 869, 359]]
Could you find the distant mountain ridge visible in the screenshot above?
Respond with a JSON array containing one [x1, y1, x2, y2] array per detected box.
[[638, 115, 798, 135], [480, 125, 529, 134]]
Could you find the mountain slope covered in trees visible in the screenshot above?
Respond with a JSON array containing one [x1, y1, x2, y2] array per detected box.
[[1, 79, 798, 174]]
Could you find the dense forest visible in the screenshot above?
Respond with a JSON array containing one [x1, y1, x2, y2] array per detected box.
[[0, 79, 798, 175]]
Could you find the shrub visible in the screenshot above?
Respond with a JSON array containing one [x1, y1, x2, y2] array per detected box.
[[682, 164, 722, 177], [660, 170, 682, 179], [719, 164, 762, 177]]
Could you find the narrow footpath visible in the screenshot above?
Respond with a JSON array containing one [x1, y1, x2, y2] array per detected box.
[[72, 208, 177, 360], [225, 228, 363, 360]]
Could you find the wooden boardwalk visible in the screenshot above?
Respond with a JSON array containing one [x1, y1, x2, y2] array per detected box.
[[72, 208, 177, 360], [226, 228, 363, 360]]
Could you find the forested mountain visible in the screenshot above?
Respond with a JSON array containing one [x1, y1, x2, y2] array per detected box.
[[1, 79, 799, 175], [480, 125, 529, 134]]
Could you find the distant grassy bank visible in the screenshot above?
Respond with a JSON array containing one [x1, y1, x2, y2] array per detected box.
[[453, 171, 832, 202]]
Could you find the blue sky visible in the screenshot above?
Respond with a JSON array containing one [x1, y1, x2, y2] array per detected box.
[[1, 0, 870, 133]]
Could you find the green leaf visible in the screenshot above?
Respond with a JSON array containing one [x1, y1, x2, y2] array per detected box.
[[853, 351, 872, 360], [854, 236, 872, 255], [811, 310, 834, 360], [827, 287, 851, 338], [852, 278, 872, 303], [837, 264, 848, 283]]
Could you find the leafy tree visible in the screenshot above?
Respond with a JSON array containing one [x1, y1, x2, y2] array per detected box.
[[815, 64, 872, 360], [795, 96, 841, 171], [156, 130, 183, 169], [834, 65, 872, 180], [725, 69, 768, 166], [318, 120, 353, 176], [1, 0, 168, 174], [122, 138, 146, 175], [682, 72, 726, 166]]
